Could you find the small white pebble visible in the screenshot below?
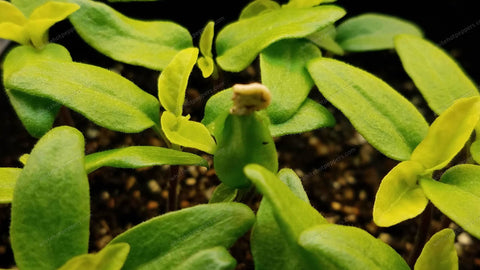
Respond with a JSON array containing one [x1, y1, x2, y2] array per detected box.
[[458, 232, 473, 245]]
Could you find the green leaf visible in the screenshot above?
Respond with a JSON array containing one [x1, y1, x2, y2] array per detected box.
[[198, 21, 215, 78], [239, 0, 280, 20], [67, 0, 193, 70], [26, 1, 80, 48], [85, 146, 208, 174], [251, 168, 314, 270], [161, 111, 216, 154], [216, 5, 345, 72], [158, 48, 198, 115], [58, 243, 130, 270], [244, 164, 326, 239], [420, 165, 480, 239], [260, 39, 321, 123], [6, 60, 160, 133], [283, 0, 336, 9], [470, 140, 480, 164], [10, 126, 89, 270], [215, 114, 278, 188], [299, 224, 410, 270], [410, 97, 480, 171], [3, 44, 71, 138], [336, 13, 423, 52], [373, 161, 428, 227], [308, 58, 429, 161], [0, 168, 21, 204], [395, 34, 479, 114], [108, 203, 255, 270], [269, 98, 335, 137], [202, 88, 335, 137], [307, 25, 344, 55], [414, 229, 458, 270], [209, 183, 238, 203], [173, 247, 236, 270]]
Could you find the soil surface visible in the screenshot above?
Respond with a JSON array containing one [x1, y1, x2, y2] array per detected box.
[[1, 0, 480, 269]]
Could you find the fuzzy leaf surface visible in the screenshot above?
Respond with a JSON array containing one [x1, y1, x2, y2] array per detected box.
[[58, 243, 130, 270], [85, 146, 207, 173], [6, 60, 160, 133], [10, 127, 89, 270], [216, 5, 345, 71], [336, 13, 423, 51], [395, 34, 478, 114], [308, 58, 428, 160], [108, 203, 255, 270], [414, 229, 458, 270], [260, 39, 321, 123], [0, 168, 21, 204]]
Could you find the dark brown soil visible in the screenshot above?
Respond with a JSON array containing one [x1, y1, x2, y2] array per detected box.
[[1, 0, 480, 269]]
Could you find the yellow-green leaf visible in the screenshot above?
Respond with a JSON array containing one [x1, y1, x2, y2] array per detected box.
[[414, 229, 458, 270], [411, 97, 480, 171], [336, 13, 423, 52], [209, 184, 238, 203], [239, 0, 280, 20], [0, 1, 28, 44], [0, 168, 21, 204], [308, 58, 429, 161], [85, 146, 208, 173], [0, 1, 27, 24], [373, 161, 429, 227], [260, 39, 321, 123], [421, 165, 480, 239], [161, 111, 216, 154], [58, 243, 130, 270], [197, 21, 215, 78], [470, 140, 480, 164], [67, 0, 192, 70], [3, 44, 71, 138], [395, 34, 479, 114], [26, 1, 79, 48], [158, 48, 198, 116], [244, 164, 327, 239], [307, 25, 344, 55], [216, 5, 345, 72], [283, 0, 335, 9], [173, 247, 236, 270]]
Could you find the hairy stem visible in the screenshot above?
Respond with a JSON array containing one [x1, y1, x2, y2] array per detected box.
[[58, 106, 75, 127], [167, 165, 181, 212], [408, 203, 433, 267]]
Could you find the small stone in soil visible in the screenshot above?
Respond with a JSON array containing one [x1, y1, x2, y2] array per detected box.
[[125, 176, 136, 191], [148, 179, 161, 193], [96, 235, 112, 250], [185, 177, 196, 186], [100, 191, 110, 200], [180, 200, 190, 208], [458, 232, 473, 245], [331, 201, 342, 211], [146, 200, 159, 210], [378, 233, 393, 245]]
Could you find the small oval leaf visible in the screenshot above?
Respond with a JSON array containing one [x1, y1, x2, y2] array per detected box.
[[209, 183, 238, 203], [239, 0, 280, 20], [108, 203, 254, 270], [11, 126, 89, 269], [216, 5, 345, 72], [373, 161, 428, 227], [308, 58, 429, 161], [395, 34, 478, 114], [158, 48, 198, 116], [85, 146, 208, 174], [336, 13, 423, 51], [197, 21, 215, 78], [411, 97, 480, 171], [414, 229, 458, 270], [161, 111, 216, 154]]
